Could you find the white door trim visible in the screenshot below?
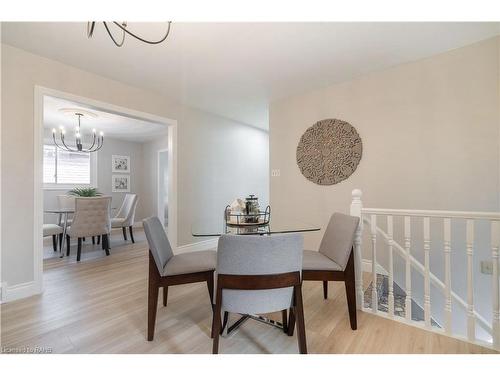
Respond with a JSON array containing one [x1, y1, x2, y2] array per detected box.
[[32, 86, 179, 299], [157, 148, 169, 227]]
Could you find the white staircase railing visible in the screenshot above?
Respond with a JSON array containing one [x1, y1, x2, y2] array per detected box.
[[350, 189, 500, 350]]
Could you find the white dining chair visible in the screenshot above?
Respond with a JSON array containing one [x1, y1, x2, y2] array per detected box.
[[56, 195, 75, 225], [43, 223, 63, 252], [66, 196, 111, 261], [111, 193, 138, 243]]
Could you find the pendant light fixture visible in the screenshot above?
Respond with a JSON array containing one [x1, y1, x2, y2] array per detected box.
[[87, 21, 172, 47], [52, 109, 103, 153]]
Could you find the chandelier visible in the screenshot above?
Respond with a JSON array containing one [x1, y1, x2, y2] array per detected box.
[[52, 110, 104, 153], [87, 22, 172, 47]]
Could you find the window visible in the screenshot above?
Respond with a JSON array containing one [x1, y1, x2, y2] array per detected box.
[[43, 144, 96, 187]]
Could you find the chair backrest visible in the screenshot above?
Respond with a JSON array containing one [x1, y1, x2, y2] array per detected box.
[[143, 216, 174, 274], [68, 197, 111, 238], [116, 194, 138, 227], [217, 233, 303, 315], [318, 213, 360, 270], [57, 195, 76, 210]]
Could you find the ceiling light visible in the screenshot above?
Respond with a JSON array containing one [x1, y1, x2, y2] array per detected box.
[[87, 22, 172, 47]]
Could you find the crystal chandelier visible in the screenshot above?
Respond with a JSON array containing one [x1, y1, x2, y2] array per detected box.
[[52, 111, 103, 153], [87, 22, 172, 47]]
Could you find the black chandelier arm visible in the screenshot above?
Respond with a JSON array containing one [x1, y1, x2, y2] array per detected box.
[[87, 22, 96, 38], [103, 22, 125, 47], [112, 21, 172, 45]]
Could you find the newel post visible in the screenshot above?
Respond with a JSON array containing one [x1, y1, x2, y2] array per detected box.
[[350, 189, 364, 309]]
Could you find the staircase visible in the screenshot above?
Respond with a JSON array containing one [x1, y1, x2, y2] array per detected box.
[[350, 189, 500, 350], [364, 274, 440, 327]]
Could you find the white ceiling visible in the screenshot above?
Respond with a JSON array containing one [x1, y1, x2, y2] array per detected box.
[[4, 22, 500, 129], [44, 96, 167, 143]]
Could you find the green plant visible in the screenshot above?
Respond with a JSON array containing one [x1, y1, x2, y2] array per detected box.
[[68, 187, 102, 197]]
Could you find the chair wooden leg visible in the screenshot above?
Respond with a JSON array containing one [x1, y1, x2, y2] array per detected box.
[[52, 235, 57, 252], [103, 234, 110, 256], [97, 235, 101, 245], [287, 307, 296, 336], [76, 237, 82, 262], [294, 285, 308, 354], [147, 258, 160, 341], [66, 235, 71, 256], [282, 309, 288, 333], [212, 287, 223, 354], [163, 286, 168, 307], [122, 227, 127, 241], [92, 236, 95, 245], [58, 233, 63, 251], [129, 226, 135, 243], [345, 251, 357, 330], [323, 280, 328, 299]]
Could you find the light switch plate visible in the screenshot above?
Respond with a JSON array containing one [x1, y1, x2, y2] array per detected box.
[[271, 169, 280, 177], [481, 260, 493, 275]]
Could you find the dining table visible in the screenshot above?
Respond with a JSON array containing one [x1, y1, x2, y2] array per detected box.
[[44, 206, 118, 258], [192, 219, 321, 336]]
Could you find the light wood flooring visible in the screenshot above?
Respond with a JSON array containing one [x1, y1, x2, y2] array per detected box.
[[1, 233, 497, 354]]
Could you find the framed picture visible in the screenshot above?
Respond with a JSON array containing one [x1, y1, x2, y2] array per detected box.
[[112, 175, 130, 193], [112, 155, 130, 173]]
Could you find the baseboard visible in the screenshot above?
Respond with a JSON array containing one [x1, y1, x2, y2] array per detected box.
[[362, 259, 389, 276], [175, 238, 218, 254], [0, 281, 40, 304]]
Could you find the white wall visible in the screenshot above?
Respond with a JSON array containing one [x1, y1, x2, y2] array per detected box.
[[269, 37, 500, 336], [1, 43, 269, 295]]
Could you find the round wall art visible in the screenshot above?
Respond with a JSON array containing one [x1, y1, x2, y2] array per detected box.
[[296, 118, 362, 185]]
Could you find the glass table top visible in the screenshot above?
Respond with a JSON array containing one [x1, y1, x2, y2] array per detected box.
[[192, 220, 321, 237]]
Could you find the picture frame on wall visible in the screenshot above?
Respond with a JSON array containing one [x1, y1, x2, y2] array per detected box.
[[112, 175, 130, 193], [112, 155, 130, 173]]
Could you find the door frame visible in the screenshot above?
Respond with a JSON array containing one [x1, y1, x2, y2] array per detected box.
[[33, 86, 178, 294], [157, 148, 169, 227]]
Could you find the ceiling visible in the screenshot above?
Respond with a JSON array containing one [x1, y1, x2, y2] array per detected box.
[[4, 22, 500, 129], [44, 96, 167, 143]]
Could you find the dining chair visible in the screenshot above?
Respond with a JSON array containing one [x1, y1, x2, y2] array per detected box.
[[301, 212, 360, 330], [43, 223, 63, 252], [212, 233, 307, 354], [66, 196, 112, 261], [56, 194, 75, 225], [143, 216, 216, 341], [111, 193, 138, 243]]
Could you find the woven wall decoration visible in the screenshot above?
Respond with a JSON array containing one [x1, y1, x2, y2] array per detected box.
[[296, 118, 362, 185]]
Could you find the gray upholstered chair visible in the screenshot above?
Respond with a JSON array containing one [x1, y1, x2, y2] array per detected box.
[[43, 223, 63, 252], [302, 212, 360, 330], [212, 233, 307, 354], [66, 197, 112, 261], [111, 193, 138, 243], [143, 216, 216, 341]]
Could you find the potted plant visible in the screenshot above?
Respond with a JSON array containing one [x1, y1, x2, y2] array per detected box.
[[68, 187, 102, 197]]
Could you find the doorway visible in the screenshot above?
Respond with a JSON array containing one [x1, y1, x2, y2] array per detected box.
[[34, 86, 178, 293]]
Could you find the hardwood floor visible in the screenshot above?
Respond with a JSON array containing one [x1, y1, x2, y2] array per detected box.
[[1, 235, 497, 354]]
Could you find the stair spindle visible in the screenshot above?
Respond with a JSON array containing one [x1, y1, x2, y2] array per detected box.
[[491, 220, 500, 349], [387, 215, 394, 317], [466, 219, 475, 341], [404, 216, 412, 321], [370, 214, 378, 313], [423, 217, 431, 328], [443, 218, 452, 335]]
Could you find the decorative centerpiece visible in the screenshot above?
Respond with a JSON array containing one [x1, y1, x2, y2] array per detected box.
[[224, 195, 271, 227]]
